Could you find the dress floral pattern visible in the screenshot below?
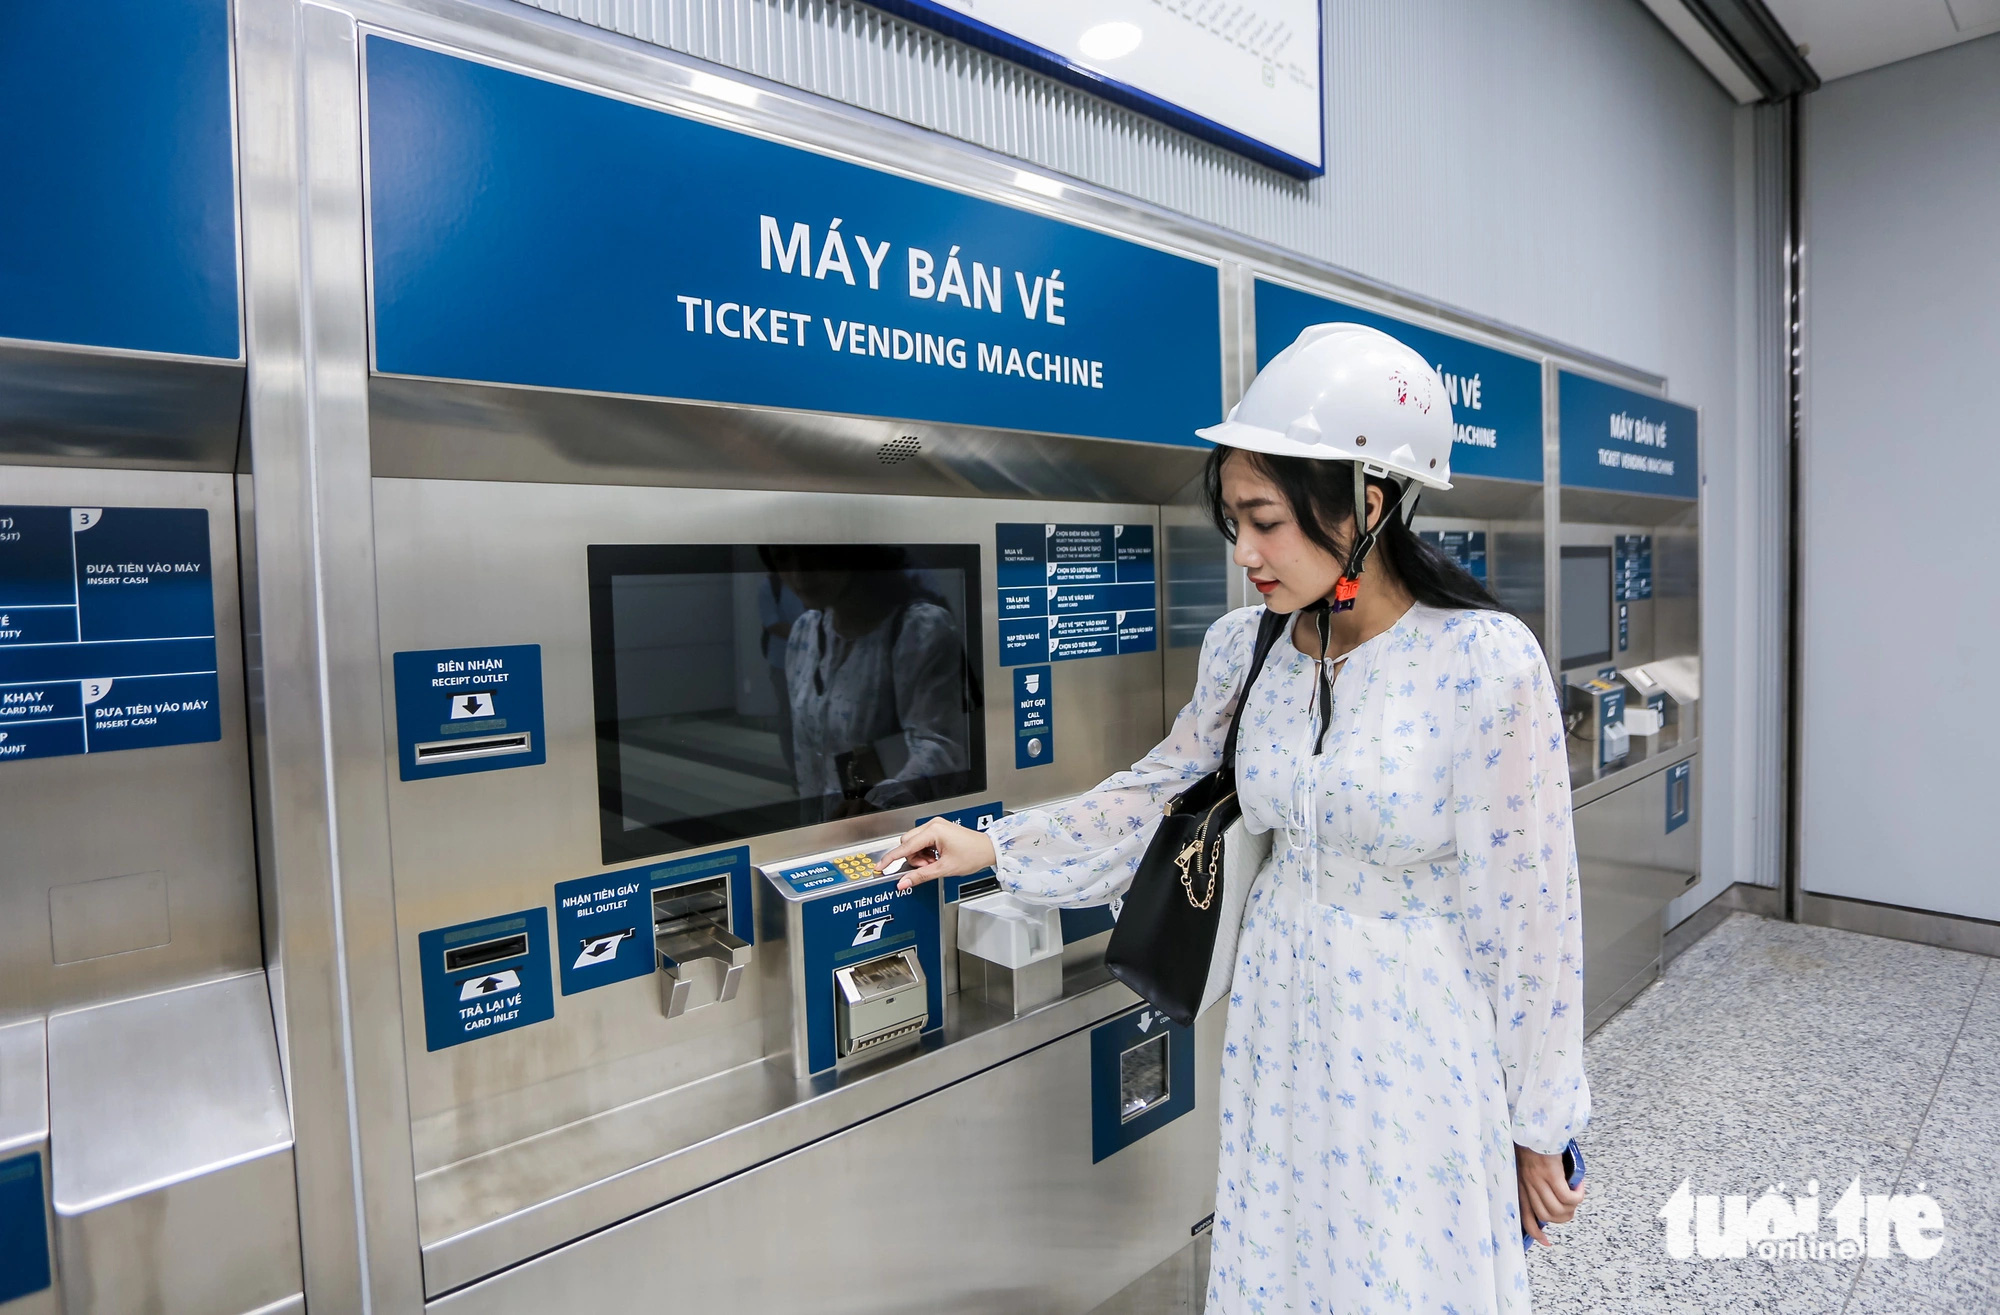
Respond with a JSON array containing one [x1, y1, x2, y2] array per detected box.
[[986, 604, 1589, 1314]]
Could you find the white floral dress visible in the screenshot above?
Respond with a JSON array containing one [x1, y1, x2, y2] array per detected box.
[[986, 604, 1589, 1314]]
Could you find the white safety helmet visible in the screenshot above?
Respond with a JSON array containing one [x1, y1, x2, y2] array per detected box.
[[1196, 323, 1456, 490]]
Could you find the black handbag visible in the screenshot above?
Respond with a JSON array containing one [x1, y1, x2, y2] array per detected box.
[[1105, 608, 1290, 1027]]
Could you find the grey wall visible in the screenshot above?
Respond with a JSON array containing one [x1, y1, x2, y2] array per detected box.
[[515, 0, 1782, 912], [1799, 35, 2000, 922]]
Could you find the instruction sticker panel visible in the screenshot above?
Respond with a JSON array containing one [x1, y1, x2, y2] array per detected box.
[[1013, 665, 1053, 768], [417, 908, 555, 1050], [555, 846, 752, 996], [1418, 530, 1488, 584], [996, 523, 1156, 666], [0, 505, 220, 764], [392, 643, 546, 780]]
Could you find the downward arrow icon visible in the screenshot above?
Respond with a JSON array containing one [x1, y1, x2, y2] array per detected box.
[[463, 696, 484, 715]]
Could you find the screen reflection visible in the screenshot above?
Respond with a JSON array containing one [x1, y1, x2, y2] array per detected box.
[[589, 543, 984, 860]]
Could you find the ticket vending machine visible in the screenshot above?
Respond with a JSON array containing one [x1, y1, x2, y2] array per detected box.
[[340, 24, 1232, 1311], [0, 5, 303, 1313], [1556, 371, 1703, 1030]]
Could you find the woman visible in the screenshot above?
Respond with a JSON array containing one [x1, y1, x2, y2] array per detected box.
[[882, 324, 1589, 1314]]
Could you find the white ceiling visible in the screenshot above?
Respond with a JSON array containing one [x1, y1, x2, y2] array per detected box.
[[1762, 0, 2000, 83]]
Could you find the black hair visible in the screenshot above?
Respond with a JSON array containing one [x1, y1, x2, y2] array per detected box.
[[1201, 446, 1503, 614]]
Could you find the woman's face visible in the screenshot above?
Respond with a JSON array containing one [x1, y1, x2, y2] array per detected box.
[[779, 567, 849, 610], [1219, 452, 1349, 615]]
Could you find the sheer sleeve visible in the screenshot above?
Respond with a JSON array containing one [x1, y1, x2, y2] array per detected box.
[[986, 606, 1265, 909], [1448, 614, 1591, 1155]]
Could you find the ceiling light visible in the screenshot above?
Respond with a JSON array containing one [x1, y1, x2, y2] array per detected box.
[[1077, 21, 1143, 61]]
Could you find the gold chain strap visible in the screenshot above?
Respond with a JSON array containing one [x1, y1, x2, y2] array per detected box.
[[1171, 792, 1234, 911]]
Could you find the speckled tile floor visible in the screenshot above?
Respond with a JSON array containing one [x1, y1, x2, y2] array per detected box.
[[1096, 913, 2000, 1315], [1533, 913, 1998, 1315]]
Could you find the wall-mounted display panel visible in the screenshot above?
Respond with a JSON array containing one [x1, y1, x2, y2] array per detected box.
[[871, 0, 1324, 178], [0, 0, 239, 359], [364, 37, 1224, 449]]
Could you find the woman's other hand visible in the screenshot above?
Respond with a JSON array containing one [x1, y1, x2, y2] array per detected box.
[[879, 818, 997, 890], [1516, 1144, 1585, 1247]]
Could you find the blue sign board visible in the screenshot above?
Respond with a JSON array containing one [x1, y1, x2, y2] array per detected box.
[[365, 38, 1223, 448], [997, 523, 1157, 666], [0, 506, 221, 764], [391, 644, 546, 781], [1090, 1005, 1195, 1162], [1253, 281, 1545, 485], [1666, 760, 1692, 834], [868, 1, 1324, 180], [1013, 665, 1053, 769], [0, 1, 240, 358], [1559, 372, 1699, 500], [796, 877, 943, 1075], [0, 1152, 52, 1304], [417, 908, 555, 1051]]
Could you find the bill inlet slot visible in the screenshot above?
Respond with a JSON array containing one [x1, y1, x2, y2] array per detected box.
[[654, 877, 751, 1019], [413, 731, 533, 764], [834, 948, 929, 1062]]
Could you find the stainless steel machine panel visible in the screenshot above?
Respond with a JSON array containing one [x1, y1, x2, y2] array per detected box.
[[428, 1001, 1224, 1315], [1576, 751, 1701, 1034], [0, 1019, 56, 1315], [371, 478, 1169, 1274], [45, 972, 301, 1315], [0, 465, 260, 1021]]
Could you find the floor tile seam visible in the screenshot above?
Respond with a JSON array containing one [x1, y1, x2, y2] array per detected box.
[[1843, 958, 1991, 1315], [1893, 955, 1992, 1191]]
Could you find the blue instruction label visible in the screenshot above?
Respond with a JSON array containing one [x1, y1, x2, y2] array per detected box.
[[553, 870, 653, 996], [418, 908, 555, 1050], [996, 524, 1156, 667], [1598, 687, 1627, 770], [1014, 664, 1053, 769], [0, 1151, 52, 1303], [1418, 529, 1488, 583], [1666, 760, 1692, 833], [1615, 534, 1653, 601], [797, 878, 943, 1074], [1090, 1005, 1195, 1163], [392, 644, 546, 780], [556, 848, 759, 997], [0, 505, 221, 764]]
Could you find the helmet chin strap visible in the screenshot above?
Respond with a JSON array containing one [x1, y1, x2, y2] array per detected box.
[[1322, 463, 1417, 614], [1296, 465, 1421, 754]]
